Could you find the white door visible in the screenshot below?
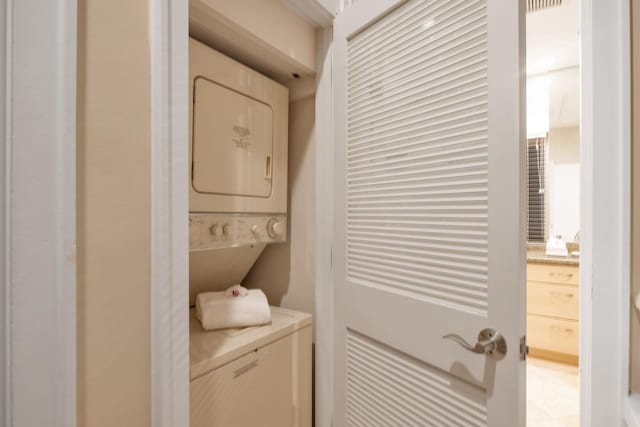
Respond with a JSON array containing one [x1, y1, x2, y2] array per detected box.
[[332, 0, 526, 425]]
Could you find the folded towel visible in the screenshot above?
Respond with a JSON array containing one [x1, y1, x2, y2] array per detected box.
[[196, 287, 271, 331], [225, 284, 249, 297]]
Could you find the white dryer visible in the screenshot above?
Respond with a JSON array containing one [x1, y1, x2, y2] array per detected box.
[[189, 37, 289, 216], [188, 37, 290, 301]]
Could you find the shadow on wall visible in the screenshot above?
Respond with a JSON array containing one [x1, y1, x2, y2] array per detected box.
[[189, 244, 266, 306], [245, 238, 292, 304], [244, 95, 316, 317]]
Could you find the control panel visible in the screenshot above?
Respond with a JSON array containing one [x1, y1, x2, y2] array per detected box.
[[189, 213, 287, 251]]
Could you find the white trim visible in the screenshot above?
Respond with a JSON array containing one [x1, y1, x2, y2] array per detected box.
[[4, 0, 77, 425], [626, 394, 640, 426], [620, 0, 634, 419], [579, 0, 594, 422], [57, 4, 78, 424], [580, 0, 632, 424], [314, 26, 334, 427], [150, 0, 190, 425], [1, 0, 10, 423], [280, 0, 335, 27]]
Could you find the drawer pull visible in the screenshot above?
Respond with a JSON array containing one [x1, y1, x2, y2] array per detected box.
[[549, 272, 574, 279], [233, 360, 258, 378], [550, 325, 575, 336], [549, 291, 575, 300]]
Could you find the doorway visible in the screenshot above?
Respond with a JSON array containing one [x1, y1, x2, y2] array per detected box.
[[525, 0, 581, 425]]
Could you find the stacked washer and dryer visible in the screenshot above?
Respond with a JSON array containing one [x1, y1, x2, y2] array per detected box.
[[188, 38, 312, 427]]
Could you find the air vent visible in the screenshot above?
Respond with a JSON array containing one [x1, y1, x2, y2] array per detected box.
[[527, 0, 562, 13]]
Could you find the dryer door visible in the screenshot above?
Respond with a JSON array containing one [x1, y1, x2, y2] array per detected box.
[[192, 77, 274, 198]]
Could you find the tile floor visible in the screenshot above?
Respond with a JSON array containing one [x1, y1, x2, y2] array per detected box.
[[527, 357, 580, 426]]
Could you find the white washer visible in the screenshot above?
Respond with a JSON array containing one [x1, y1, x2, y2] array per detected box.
[[187, 37, 309, 427], [190, 306, 312, 427]]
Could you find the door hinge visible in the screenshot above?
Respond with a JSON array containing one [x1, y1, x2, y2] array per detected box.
[[520, 336, 529, 361]]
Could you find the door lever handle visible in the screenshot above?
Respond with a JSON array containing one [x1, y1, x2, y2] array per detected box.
[[443, 328, 507, 359]]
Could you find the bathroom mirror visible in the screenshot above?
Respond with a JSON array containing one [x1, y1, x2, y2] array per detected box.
[[526, 73, 580, 245]]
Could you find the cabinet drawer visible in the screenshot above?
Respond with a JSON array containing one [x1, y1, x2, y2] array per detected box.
[[527, 263, 579, 285], [528, 315, 578, 357], [527, 282, 579, 320]]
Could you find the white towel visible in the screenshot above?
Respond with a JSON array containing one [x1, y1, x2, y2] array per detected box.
[[196, 287, 271, 331], [224, 284, 249, 297]]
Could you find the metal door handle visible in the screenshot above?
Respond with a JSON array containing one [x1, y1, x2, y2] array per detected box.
[[443, 328, 507, 359]]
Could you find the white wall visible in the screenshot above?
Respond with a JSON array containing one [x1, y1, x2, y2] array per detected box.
[[548, 126, 580, 241], [549, 126, 580, 163], [244, 95, 317, 319]]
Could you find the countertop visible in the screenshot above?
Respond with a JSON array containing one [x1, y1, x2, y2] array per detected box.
[[527, 249, 580, 266]]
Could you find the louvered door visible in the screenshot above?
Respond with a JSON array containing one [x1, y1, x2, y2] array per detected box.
[[332, 0, 526, 425]]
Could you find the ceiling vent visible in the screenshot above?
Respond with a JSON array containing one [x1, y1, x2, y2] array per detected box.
[[527, 0, 562, 13]]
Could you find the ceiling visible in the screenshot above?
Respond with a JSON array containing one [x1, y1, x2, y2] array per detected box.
[[526, 0, 580, 128]]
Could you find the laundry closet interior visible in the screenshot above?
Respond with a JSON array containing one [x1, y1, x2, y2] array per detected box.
[[186, 1, 324, 426]]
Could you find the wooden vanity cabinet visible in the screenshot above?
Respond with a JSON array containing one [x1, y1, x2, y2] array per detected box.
[[527, 263, 579, 364]]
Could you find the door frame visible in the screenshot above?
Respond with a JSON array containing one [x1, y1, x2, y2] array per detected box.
[[2, 0, 77, 426], [579, 0, 634, 424], [148, 1, 336, 426], [314, 24, 335, 427], [148, 0, 190, 425], [2, 0, 635, 426]]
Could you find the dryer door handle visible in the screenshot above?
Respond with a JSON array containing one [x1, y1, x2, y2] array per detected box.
[[265, 155, 272, 180]]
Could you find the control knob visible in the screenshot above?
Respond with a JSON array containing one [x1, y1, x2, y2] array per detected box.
[[267, 219, 284, 238], [209, 224, 223, 238]]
